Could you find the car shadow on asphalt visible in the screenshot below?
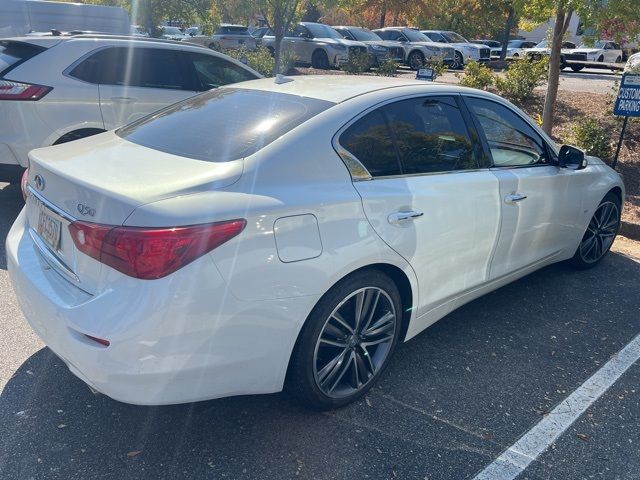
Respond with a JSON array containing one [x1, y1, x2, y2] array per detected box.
[[1, 249, 639, 480], [0, 182, 23, 270]]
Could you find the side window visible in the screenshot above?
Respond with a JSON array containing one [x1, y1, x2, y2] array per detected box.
[[466, 97, 547, 167], [186, 52, 257, 91], [292, 25, 310, 38], [339, 110, 401, 177], [70, 47, 188, 90], [381, 96, 476, 174], [386, 31, 401, 41]]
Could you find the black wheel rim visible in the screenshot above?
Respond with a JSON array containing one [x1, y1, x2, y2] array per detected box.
[[313, 287, 397, 399], [409, 53, 422, 69], [579, 201, 619, 263]]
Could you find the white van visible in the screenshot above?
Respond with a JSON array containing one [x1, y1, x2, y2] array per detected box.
[[0, 0, 130, 38]]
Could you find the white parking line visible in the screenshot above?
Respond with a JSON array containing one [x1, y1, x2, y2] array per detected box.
[[472, 333, 640, 480]]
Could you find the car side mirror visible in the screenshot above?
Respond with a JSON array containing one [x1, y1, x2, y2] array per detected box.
[[558, 145, 587, 170], [398, 37, 407, 42], [298, 32, 310, 39]]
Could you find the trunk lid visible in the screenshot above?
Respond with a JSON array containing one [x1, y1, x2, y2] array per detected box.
[[25, 131, 243, 293]]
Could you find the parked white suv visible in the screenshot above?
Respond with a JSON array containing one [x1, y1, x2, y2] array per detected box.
[[373, 27, 455, 70], [0, 35, 260, 178], [261, 22, 368, 69], [421, 30, 491, 69]]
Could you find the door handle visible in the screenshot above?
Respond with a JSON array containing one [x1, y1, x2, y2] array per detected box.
[[388, 210, 424, 225], [504, 193, 527, 204], [111, 96, 136, 104]]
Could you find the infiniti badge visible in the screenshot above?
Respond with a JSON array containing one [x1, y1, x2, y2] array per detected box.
[[34, 174, 45, 191]]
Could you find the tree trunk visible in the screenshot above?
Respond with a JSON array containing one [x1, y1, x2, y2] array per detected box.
[[542, 8, 572, 134], [500, 5, 515, 61], [274, 32, 283, 75], [379, 0, 386, 28]]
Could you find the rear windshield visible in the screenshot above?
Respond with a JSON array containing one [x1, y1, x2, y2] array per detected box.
[[117, 88, 334, 162], [216, 26, 250, 35], [0, 41, 46, 76]]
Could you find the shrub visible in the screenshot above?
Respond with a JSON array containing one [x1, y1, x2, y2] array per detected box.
[[222, 46, 274, 77], [495, 57, 548, 104], [458, 61, 494, 90], [340, 50, 371, 74], [423, 57, 447, 80], [375, 57, 398, 77], [569, 118, 613, 162]]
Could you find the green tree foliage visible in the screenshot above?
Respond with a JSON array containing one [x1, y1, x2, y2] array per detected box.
[[495, 57, 548, 104]]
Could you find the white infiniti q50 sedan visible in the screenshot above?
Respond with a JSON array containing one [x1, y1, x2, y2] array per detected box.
[[7, 76, 624, 410]]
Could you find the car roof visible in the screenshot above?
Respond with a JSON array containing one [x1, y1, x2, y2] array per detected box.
[[4, 34, 205, 49], [225, 75, 478, 103]]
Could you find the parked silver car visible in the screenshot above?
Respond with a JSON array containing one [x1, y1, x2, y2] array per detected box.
[[333, 26, 401, 65], [373, 27, 455, 70], [261, 22, 368, 69], [186, 25, 259, 51]]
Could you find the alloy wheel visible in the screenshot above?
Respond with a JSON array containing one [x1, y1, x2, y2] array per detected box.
[[313, 287, 397, 399], [579, 201, 619, 263]]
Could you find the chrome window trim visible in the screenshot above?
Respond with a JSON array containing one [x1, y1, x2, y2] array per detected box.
[[332, 92, 481, 181]]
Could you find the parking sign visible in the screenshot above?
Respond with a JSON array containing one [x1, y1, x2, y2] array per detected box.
[[614, 74, 640, 117]]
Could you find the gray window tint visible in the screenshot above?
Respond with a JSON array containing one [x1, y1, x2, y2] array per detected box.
[[0, 41, 46, 75], [382, 96, 476, 174], [187, 52, 258, 91], [339, 110, 401, 177], [118, 88, 334, 162], [70, 47, 188, 90], [466, 97, 547, 167]]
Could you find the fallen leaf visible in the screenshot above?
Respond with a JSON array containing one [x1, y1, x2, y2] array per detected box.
[[57, 424, 66, 429], [127, 451, 142, 458], [576, 433, 589, 442], [365, 396, 372, 407]]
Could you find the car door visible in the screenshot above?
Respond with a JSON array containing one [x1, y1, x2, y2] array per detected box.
[[341, 95, 501, 319], [96, 46, 196, 129], [463, 96, 584, 279], [290, 25, 315, 63]]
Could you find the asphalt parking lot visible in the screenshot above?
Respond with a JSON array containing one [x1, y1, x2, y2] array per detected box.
[[1, 180, 639, 480]]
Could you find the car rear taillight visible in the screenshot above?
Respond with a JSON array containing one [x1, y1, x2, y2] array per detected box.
[[85, 334, 110, 347], [68, 219, 246, 280], [20, 168, 29, 201], [0, 79, 52, 100]]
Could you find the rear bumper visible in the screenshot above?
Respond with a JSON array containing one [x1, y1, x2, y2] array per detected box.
[[7, 209, 318, 405]]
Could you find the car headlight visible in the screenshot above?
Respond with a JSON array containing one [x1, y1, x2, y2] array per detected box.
[[370, 44, 386, 52], [334, 44, 347, 51]]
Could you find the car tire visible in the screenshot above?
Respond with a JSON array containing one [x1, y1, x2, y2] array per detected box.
[[311, 49, 330, 69], [407, 50, 425, 70], [569, 192, 621, 269], [287, 269, 403, 410], [598, 55, 604, 62], [571, 65, 584, 72], [452, 51, 464, 70], [512, 52, 519, 59], [615, 56, 622, 63]]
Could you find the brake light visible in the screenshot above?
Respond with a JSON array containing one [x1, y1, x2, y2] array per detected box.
[[68, 219, 246, 280], [20, 168, 29, 201], [0, 79, 52, 100]]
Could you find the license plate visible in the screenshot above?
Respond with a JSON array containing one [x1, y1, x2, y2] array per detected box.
[[36, 205, 62, 251]]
